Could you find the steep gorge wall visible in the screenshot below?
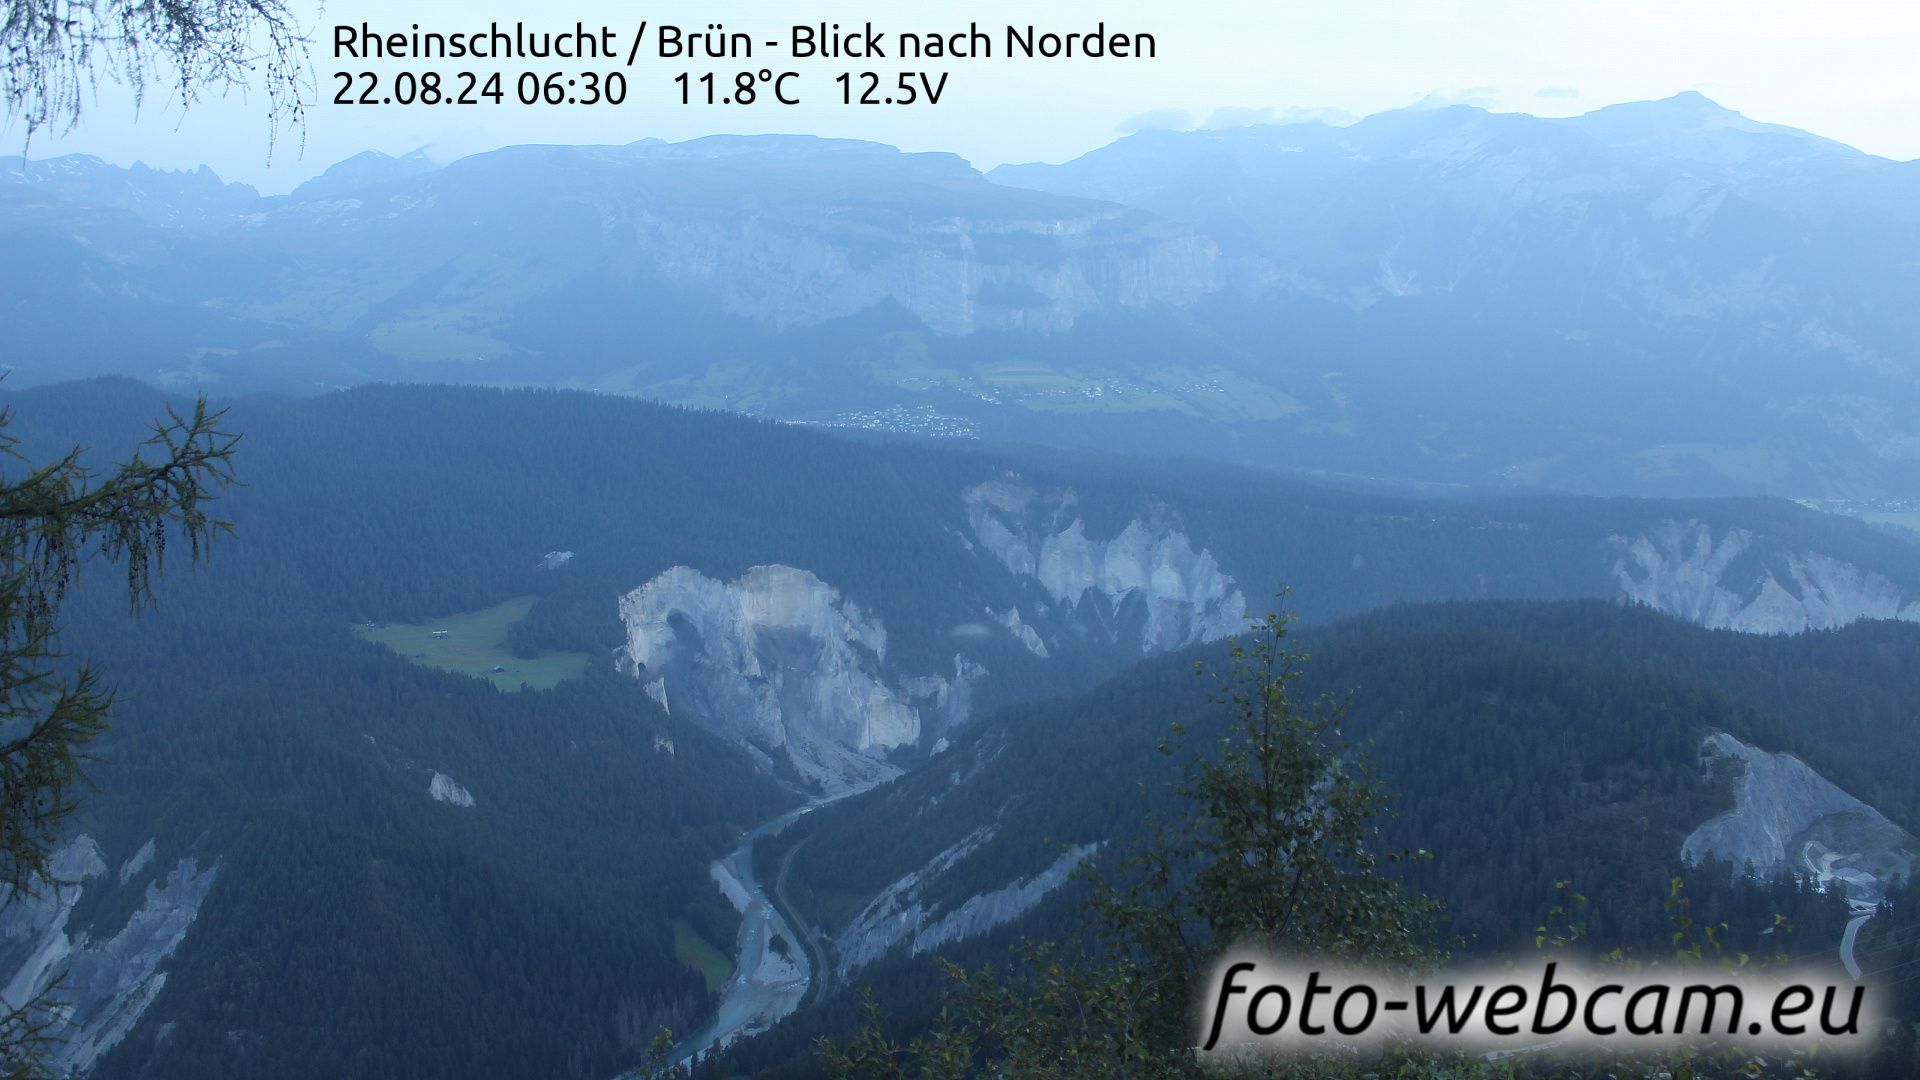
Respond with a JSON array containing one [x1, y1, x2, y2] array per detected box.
[[617, 565, 975, 792], [1609, 520, 1920, 633], [0, 836, 217, 1075], [963, 478, 1248, 655], [1683, 733, 1916, 904]]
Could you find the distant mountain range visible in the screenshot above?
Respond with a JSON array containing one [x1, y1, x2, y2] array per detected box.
[[6, 94, 1917, 498]]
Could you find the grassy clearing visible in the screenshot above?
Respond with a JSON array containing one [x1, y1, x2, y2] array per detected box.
[[368, 315, 510, 363], [1633, 442, 1786, 485], [980, 364, 1079, 390], [356, 596, 588, 691], [673, 918, 733, 994]]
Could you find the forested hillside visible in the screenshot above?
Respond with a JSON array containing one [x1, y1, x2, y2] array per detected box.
[[738, 600, 1917, 1074], [4, 380, 1916, 1076], [777, 598, 1915, 953]]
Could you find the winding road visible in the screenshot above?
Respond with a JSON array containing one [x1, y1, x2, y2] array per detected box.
[[775, 836, 834, 1006], [1840, 901, 1875, 981]]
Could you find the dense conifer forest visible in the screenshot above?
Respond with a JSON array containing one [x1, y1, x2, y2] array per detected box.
[[5, 379, 1916, 1076], [736, 601, 1919, 1076]]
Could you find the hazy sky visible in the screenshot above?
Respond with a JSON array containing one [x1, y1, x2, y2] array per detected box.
[[11, 0, 1918, 191]]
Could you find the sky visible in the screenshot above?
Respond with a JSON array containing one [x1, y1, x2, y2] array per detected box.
[[10, 0, 1919, 192]]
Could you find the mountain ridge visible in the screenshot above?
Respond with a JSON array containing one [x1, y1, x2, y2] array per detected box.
[[8, 94, 1919, 495]]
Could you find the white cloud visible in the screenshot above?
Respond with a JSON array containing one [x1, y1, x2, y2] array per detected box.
[[1117, 107, 1193, 134], [1204, 105, 1358, 129]]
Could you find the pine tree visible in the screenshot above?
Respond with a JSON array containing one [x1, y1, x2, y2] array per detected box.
[[0, 397, 237, 1075], [2, 0, 310, 144], [822, 606, 1443, 1078]]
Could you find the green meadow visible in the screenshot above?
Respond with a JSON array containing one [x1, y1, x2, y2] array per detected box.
[[357, 596, 589, 691], [672, 918, 734, 994]]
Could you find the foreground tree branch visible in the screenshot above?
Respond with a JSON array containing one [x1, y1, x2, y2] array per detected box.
[[2, 0, 311, 147], [0, 397, 238, 899]]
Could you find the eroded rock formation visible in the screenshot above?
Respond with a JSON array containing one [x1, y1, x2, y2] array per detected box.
[[964, 478, 1247, 653], [1683, 733, 1916, 904], [618, 565, 975, 792], [1610, 520, 1920, 634], [0, 836, 217, 1074]]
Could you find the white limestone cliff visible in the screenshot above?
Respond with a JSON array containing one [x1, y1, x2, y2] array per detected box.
[[0, 836, 218, 1075], [993, 607, 1050, 658], [1609, 520, 1920, 634], [617, 565, 973, 792], [906, 845, 1098, 961], [1682, 734, 1916, 904], [833, 827, 1097, 975], [118, 839, 157, 886], [589, 143, 1230, 336], [428, 772, 476, 808], [964, 479, 1247, 654]]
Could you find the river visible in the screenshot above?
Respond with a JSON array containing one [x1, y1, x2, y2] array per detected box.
[[671, 799, 837, 1067]]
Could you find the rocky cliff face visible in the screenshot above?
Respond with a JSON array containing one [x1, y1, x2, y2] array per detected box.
[[1683, 734, 1916, 904], [832, 825, 1097, 975], [3, 155, 259, 227], [237, 137, 1232, 343], [610, 181, 1224, 337], [991, 95, 1920, 349], [429, 772, 476, 808], [0, 836, 218, 1074], [1609, 520, 1920, 633], [617, 565, 975, 792], [964, 478, 1247, 654]]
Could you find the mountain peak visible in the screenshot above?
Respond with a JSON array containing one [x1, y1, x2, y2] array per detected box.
[[1560, 90, 1868, 165], [1652, 89, 1737, 116], [1577, 91, 1768, 135], [294, 148, 439, 200], [619, 134, 981, 185]]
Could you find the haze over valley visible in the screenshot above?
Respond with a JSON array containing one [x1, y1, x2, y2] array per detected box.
[[8, 94, 1920, 503], [5, 74, 1920, 1079]]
